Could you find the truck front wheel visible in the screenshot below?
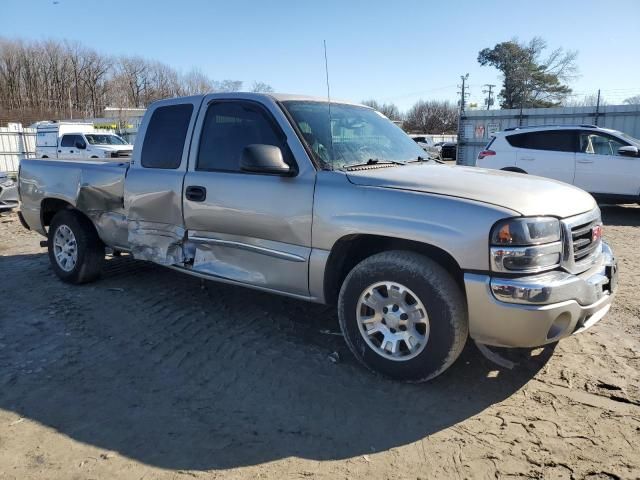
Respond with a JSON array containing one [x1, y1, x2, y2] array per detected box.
[[48, 210, 105, 284], [338, 251, 468, 382]]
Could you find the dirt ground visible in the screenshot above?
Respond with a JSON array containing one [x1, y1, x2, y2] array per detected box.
[[0, 206, 638, 480]]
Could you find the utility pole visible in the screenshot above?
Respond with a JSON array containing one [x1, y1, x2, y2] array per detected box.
[[482, 84, 495, 110], [457, 74, 470, 166], [594, 89, 601, 126], [458, 74, 470, 114]]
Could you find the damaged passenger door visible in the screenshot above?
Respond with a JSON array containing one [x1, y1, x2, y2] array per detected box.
[[182, 97, 315, 297], [124, 97, 202, 264]]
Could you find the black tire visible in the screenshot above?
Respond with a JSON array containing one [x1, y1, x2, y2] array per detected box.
[[338, 250, 468, 382], [48, 210, 104, 284]]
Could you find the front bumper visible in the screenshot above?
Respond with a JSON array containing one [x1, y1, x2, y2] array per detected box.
[[464, 241, 617, 348]]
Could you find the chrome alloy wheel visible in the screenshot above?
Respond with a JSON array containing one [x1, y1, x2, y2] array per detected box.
[[356, 281, 430, 361], [53, 224, 78, 272]]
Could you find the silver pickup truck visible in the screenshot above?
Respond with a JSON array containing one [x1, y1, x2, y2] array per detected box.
[[18, 93, 618, 382]]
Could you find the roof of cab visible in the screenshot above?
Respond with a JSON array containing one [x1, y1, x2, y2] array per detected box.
[[148, 92, 371, 111], [268, 93, 367, 107]]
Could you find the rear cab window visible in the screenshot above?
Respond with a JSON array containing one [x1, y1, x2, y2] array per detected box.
[[141, 104, 194, 169]]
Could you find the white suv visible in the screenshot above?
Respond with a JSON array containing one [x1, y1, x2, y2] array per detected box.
[[477, 125, 640, 203]]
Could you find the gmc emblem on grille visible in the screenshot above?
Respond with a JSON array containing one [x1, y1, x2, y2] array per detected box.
[[592, 225, 603, 242]]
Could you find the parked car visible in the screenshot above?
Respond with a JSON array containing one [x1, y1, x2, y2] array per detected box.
[[477, 125, 640, 203], [0, 171, 18, 211], [410, 135, 441, 158], [18, 93, 617, 382], [36, 121, 133, 160], [435, 141, 457, 161]]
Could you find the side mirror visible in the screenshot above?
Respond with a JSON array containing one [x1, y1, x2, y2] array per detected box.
[[618, 145, 639, 157], [240, 144, 292, 175], [75, 140, 86, 150]]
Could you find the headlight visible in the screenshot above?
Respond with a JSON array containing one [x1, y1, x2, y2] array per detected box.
[[490, 217, 562, 273], [491, 217, 560, 245]]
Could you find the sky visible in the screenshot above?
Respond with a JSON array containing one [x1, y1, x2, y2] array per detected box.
[[2, 0, 640, 111]]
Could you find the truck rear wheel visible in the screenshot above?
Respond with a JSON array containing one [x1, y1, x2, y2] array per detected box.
[[338, 250, 468, 382], [48, 210, 104, 284]]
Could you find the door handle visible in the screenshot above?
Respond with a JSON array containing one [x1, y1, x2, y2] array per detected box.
[[577, 159, 594, 164], [58, 150, 62, 153], [185, 185, 207, 202], [70, 150, 74, 153], [520, 157, 534, 161]]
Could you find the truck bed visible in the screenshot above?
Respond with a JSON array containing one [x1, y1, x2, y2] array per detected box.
[[19, 158, 130, 247]]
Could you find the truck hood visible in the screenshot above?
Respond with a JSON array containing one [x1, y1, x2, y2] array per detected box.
[[346, 163, 597, 218]]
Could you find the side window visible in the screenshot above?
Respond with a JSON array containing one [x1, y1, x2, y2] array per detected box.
[[75, 135, 86, 148], [507, 131, 575, 152], [197, 102, 290, 172], [579, 133, 626, 156], [60, 135, 75, 147], [141, 104, 194, 169]]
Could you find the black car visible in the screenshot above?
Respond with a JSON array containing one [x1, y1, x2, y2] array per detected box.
[[435, 141, 457, 160]]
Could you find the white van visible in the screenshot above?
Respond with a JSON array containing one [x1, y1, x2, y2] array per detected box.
[[36, 122, 133, 160]]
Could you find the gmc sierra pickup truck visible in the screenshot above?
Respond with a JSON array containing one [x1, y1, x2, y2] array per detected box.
[[18, 93, 618, 382]]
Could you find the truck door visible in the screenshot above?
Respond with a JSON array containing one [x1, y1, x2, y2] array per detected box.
[[182, 97, 315, 297], [124, 97, 202, 264], [59, 134, 82, 159]]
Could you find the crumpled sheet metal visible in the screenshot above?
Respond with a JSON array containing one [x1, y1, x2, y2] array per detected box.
[[87, 211, 129, 250], [127, 220, 186, 265]]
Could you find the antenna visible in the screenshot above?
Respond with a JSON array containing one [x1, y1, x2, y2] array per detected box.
[[323, 40, 334, 168], [323, 40, 331, 104]]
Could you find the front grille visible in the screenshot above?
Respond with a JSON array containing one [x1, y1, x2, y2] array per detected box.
[[111, 150, 132, 158], [570, 217, 600, 262]]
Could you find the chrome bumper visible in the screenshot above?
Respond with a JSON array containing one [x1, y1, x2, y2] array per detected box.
[[464, 241, 617, 348]]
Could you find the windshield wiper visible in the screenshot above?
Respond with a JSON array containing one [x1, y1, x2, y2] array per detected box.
[[408, 155, 444, 164], [343, 158, 406, 170]]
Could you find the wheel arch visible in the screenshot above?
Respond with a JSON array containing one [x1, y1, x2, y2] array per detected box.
[[323, 234, 464, 305], [40, 198, 97, 237]]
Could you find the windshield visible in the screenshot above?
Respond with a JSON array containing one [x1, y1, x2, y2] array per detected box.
[[617, 131, 640, 146], [282, 101, 427, 170], [85, 134, 128, 145]]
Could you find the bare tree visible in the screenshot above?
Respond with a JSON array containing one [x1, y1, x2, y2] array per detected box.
[[563, 93, 608, 107], [624, 95, 640, 105], [214, 79, 243, 92], [83, 50, 111, 116], [251, 81, 274, 93], [181, 68, 214, 95], [361, 99, 401, 121], [0, 37, 275, 124], [403, 100, 457, 133]]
